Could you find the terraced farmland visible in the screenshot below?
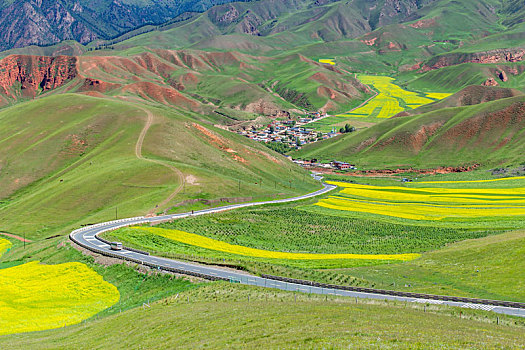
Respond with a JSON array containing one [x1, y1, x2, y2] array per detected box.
[[0, 261, 120, 336]]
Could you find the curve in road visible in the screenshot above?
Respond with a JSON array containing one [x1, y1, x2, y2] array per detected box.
[[70, 183, 525, 318]]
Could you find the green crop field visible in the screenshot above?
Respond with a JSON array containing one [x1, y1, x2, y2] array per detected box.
[[105, 173, 525, 301], [132, 207, 499, 255]]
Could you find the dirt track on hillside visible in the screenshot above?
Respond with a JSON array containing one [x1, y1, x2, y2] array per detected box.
[[0, 232, 31, 242], [134, 107, 185, 215]]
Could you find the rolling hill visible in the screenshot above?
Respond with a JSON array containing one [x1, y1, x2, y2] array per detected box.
[[0, 50, 370, 116], [0, 93, 319, 239], [295, 90, 525, 168]]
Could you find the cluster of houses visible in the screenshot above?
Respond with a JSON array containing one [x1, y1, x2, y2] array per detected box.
[[237, 112, 339, 147], [291, 159, 357, 171]]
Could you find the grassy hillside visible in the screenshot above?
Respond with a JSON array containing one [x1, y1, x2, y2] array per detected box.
[[395, 85, 523, 116], [0, 50, 370, 116], [295, 95, 525, 168], [345, 229, 525, 302], [1, 282, 524, 349], [0, 93, 318, 239]]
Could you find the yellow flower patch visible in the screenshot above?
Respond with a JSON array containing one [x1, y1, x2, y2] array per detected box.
[[425, 92, 452, 99], [340, 75, 450, 119], [318, 181, 525, 221], [0, 261, 119, 336], [0, 238, 11, 257], [319, 58, 335, 65], [135, 227, 420, 262], [317, 197, 525, 221]]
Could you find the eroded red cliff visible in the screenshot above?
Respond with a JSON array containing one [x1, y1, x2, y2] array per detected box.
[[0, 55, 77, 98]]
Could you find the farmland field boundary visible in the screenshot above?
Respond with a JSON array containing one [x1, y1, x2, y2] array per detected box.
[[69, 183, 525, 317]]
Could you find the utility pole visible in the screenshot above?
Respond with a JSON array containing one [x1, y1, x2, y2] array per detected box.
[[238, 180, 241, 192], [115, 207, 118, 220]]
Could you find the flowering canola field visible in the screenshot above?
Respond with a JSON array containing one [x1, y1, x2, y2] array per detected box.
[[0, 261, 119, 336], [319, 58, 335, 65], [315, 181, 525, 221], [337, 75, 451, 119], [0, 238, 11, 257], [135, 226, 419, 261]]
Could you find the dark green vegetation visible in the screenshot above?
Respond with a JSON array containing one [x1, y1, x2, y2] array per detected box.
[[262, 141, 292, 154], [2, 282, 524, 349], [144, 207, 498, 254]]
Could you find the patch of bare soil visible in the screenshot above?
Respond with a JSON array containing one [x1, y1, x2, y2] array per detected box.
[[185, 175, 200, 185], [311, 164, 480, 177], [0, 232, 32, 242], [192, 123, 248, 163]]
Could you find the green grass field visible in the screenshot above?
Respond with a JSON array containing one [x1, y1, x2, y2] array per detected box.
[[2, 282, 524, 349], [343, 229, 525, 302]]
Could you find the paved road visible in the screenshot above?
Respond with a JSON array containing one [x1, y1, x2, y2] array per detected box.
[[70, 183, 525, 318]]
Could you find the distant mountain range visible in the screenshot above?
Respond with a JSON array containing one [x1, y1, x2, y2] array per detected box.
[[0, 0, 239, 50], [0, 0, 442, 51]]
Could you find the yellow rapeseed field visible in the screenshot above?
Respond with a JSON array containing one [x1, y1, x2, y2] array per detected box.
[[317, 181, 525, 221], [425, 92, 453, 99], [136, 227, 420, 261], [319, 58, 335, 65], [0, 238, 11, 257], [338, 75, 450, 119], [0, 261, 119, 336], [317, 197, 525, 221]]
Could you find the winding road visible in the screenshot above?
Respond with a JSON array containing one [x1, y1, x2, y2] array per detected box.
[[70, 183, 525, 318]]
